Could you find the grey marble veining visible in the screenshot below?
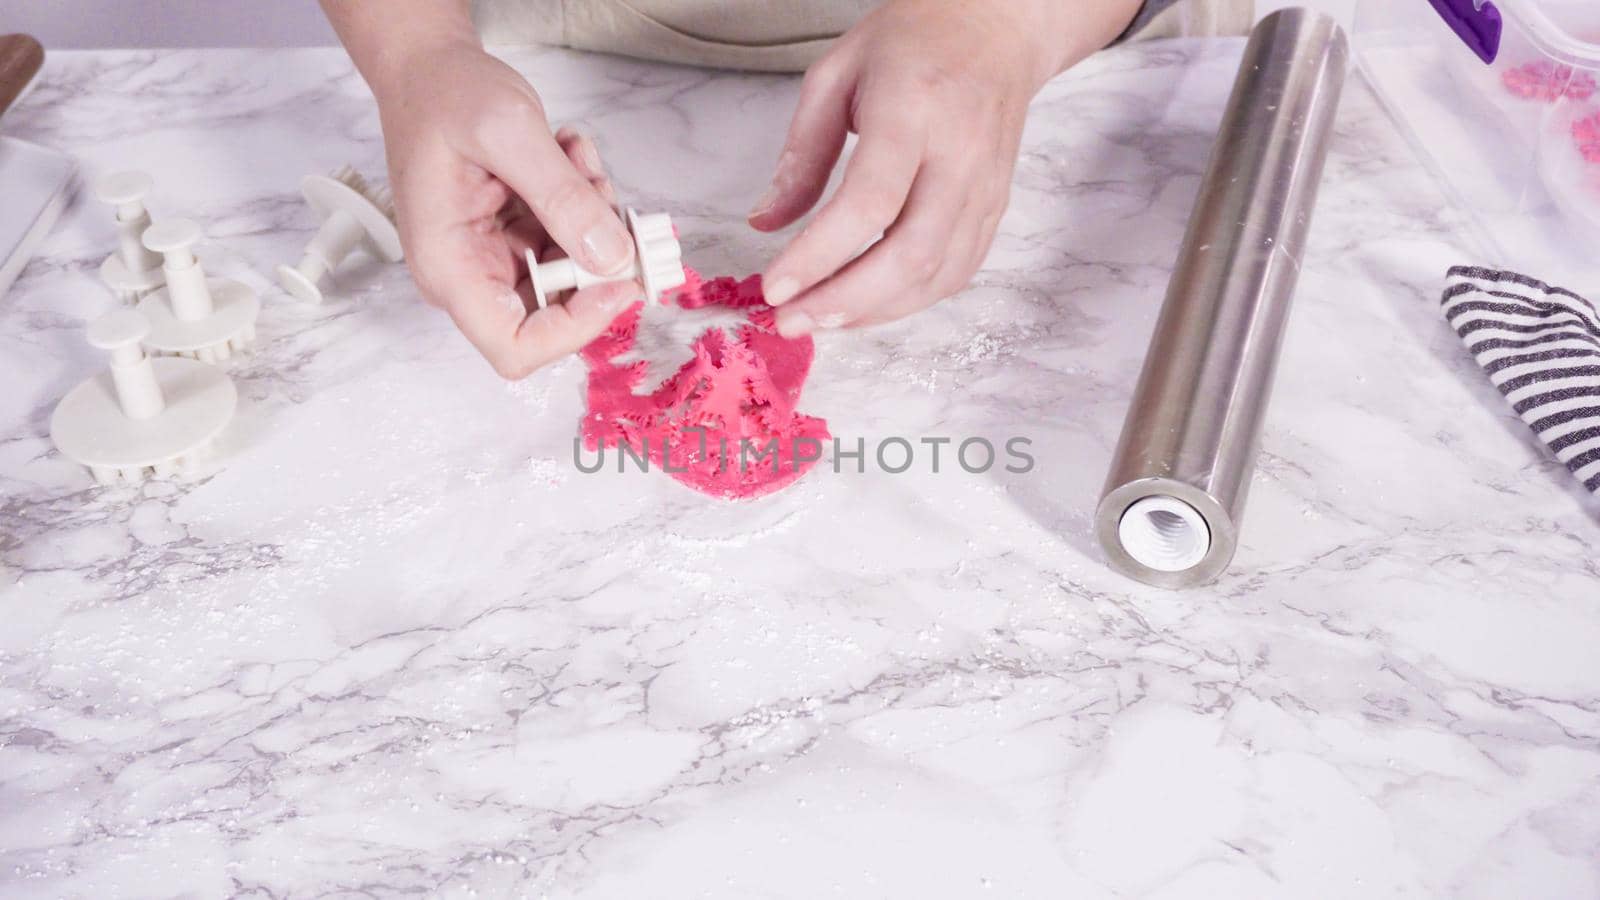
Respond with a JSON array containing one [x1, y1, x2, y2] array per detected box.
[[1, 41, 1598, 898]]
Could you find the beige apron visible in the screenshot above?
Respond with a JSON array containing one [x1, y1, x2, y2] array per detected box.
[[472, 0, 1256, 72]]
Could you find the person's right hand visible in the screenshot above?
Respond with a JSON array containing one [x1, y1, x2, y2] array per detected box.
[[371, 40, 640, 379]]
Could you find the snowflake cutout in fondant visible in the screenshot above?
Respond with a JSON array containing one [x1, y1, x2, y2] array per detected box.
[[579, 268, 831, 499]]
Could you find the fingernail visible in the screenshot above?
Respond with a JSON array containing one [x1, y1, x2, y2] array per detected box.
[[750, 150, 796, 219], [764, 276, 798, 306], [748, 183, 781, 220], [583, 223, 633, 275], [498, 290, 528, 317], [777, 309, 813, 338], [578, 140, 605, 177]]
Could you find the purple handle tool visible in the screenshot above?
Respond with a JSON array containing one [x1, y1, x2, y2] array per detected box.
[[1428, 0, 1504, 64]]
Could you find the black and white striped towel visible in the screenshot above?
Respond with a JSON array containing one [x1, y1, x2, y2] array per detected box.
[[1442, 266, 1600, 493]]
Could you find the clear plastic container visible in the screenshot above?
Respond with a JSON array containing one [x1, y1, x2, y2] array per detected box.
[[1355, 0, 1600, 283]]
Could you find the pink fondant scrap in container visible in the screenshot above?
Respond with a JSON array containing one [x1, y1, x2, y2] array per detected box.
[[579, 268, 831, 499], [1575, 111, 1600, 164], [1502, 61, 1597, 102]]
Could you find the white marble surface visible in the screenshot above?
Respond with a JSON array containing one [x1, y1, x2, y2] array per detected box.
[[3, 41, 1599, 898]]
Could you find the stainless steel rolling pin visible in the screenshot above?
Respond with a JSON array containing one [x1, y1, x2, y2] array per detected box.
[[1094, 9, 1349, 589]]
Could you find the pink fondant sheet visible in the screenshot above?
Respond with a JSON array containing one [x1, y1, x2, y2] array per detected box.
[[579, 268, 831, 499]]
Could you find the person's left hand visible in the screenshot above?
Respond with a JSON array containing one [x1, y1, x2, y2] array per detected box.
[[748, 0, 1132, 337]]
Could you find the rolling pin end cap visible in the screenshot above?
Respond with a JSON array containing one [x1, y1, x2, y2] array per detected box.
[[1117, 495, 1212, 574]]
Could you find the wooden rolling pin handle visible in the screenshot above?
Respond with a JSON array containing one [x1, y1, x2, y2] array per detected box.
[[0, 34, 45, 119]]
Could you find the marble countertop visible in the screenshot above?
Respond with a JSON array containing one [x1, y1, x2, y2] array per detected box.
[[3, 40, 1599, 898]]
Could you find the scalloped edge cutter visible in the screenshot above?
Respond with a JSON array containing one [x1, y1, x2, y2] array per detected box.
[[523, 208, 685, 309], [276, 166, 402, 304], [50, 307, 237, 485], [137, 218, 260, 363]]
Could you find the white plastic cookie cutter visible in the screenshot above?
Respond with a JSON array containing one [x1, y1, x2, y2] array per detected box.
[[523, 208, 686, 309], [49, 308, 237, 485], [94, 170, 167, 302], [276, 166, 402, 304], [137, 218, 261, 363]]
